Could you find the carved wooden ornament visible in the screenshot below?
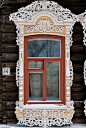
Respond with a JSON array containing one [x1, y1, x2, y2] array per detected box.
[[9, 1, 78, 127], [78, 13, 86, 117]]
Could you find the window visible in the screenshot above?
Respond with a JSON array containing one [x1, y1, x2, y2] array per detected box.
[[24, 35, 65, 104], [10, 1, 75, 125]]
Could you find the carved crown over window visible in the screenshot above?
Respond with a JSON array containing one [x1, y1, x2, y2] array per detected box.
[[9, 1, 77, 22], [9, 0, 86, 127]]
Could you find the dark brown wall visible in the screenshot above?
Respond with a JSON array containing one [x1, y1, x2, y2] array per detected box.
[[0, 0, 86, 125], [71, 22, 86, 123]]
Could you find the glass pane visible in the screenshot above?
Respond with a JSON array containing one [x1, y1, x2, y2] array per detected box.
[[46, 61, 60, 100], [29, 61, 43, 68], [29, 73, 43, 100], [28, 38, 61, 57]]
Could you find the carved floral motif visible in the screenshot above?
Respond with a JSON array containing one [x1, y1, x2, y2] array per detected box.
[[25, 19, 64, 34]]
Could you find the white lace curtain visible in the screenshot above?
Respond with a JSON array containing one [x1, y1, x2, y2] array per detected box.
[[29, 61, 59, 100]]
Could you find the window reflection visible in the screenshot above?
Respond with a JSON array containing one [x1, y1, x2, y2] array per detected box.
[[28, 38, 61, 57]]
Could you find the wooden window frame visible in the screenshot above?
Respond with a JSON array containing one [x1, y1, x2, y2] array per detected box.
[[24, 35, 65, 105], [10, 1, 76, 125]]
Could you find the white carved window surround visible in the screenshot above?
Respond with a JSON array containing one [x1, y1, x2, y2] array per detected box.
[[9, 0, 86, 127]]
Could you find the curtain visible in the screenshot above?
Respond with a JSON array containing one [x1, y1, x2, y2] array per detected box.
[[46, 61, 59, 100], [29, 61, 59, 100], [29, 73, 43, 100]]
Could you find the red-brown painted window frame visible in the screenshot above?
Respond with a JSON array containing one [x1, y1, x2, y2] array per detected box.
[[24, 35, 65, 105]]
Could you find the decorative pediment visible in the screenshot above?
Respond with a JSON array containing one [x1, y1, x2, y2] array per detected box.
[[24, 19, 65, 35], [9, 1, 77, 22]]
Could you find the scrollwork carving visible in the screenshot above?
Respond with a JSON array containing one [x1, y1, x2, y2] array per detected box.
[[78, 11, 86, 22], [17, 118, 72, 127], [25, 19, 64, 34], [24, 109, 66, 118], [9, 1, 77, 22], [15, 24, 19, 46]]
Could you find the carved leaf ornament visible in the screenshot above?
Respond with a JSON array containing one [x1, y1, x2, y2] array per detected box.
[[9, 0, 86, 127]]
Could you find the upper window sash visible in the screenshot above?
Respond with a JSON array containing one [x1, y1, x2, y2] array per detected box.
[[27, 38, 61, 58]]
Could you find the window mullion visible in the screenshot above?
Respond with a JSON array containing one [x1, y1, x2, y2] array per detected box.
[[43, 60, 46, 101]]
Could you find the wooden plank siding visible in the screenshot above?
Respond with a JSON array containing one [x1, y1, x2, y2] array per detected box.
[[71, 22, 86, 123], [0, 0, 86, 124]]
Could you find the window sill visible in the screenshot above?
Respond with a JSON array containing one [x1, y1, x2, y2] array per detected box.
[[27, 100, 62, 102], [23, 104, 66, 109], [26, 100, 63, 105]]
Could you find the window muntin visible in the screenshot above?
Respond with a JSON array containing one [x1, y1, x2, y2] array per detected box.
[[28, 38, 61, 58], [24, 35, 65, 104]]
